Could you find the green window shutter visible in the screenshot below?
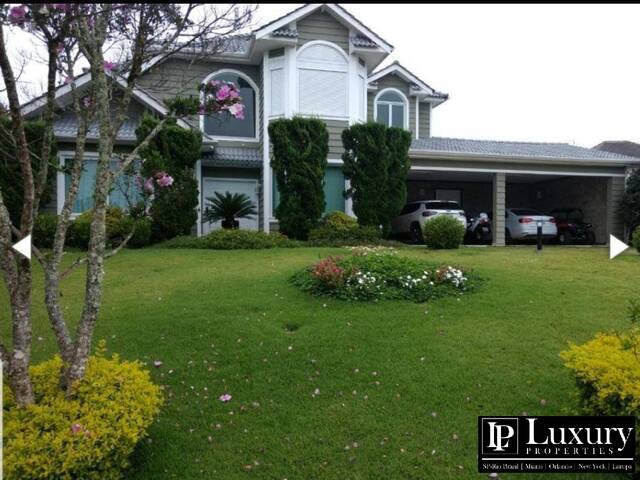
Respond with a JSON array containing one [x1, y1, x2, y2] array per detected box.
[[323, 166, 345, 214]]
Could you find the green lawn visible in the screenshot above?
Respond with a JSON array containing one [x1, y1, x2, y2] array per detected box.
[[3, 246, 639, 479]]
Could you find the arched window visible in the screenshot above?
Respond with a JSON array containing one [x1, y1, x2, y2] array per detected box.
[[375, 89, 407, 129], [297, 41, 348, 117], [202, 70, 258, 139]]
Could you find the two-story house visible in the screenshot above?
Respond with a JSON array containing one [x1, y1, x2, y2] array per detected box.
[[25, 3, 640, 245]]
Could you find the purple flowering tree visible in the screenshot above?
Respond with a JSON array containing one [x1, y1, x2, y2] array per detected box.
[[0, 3, 253, 406]]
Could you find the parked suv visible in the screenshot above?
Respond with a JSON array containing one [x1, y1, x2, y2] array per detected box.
[[505, 208, 557, 244], [392, 200, 467, 244], [548, 208, 596, 245]]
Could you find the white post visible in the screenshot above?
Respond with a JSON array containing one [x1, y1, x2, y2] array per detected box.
[[262, 52, 272, 232], [194, 159, 202, 237]]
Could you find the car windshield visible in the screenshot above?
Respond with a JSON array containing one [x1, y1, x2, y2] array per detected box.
[[511, 208, 543, 216], [424, 201, 460, 210]]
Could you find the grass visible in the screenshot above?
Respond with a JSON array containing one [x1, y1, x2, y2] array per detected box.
[[2, 246, 639, 479]]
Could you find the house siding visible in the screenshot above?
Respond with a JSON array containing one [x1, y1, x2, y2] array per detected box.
[[326, 119, 348, 159], [418, 102, 430, 138], [297, 10, 350, 52]]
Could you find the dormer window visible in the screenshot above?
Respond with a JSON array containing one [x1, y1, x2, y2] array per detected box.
[[375, 89, 408, 129], [202, 70, 258, 139]]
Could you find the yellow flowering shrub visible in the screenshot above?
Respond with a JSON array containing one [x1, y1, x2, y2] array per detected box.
[[3, 351, 163, 480], [561, 332, 640, 463]]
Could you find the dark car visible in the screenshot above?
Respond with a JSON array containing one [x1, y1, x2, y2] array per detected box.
[[548, 208, 596, 245]]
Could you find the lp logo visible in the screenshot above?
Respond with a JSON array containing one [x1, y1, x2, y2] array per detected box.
[[481, 417, 519, 455]]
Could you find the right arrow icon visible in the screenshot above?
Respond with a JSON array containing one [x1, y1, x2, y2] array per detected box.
[[609, 234, 629, 260]]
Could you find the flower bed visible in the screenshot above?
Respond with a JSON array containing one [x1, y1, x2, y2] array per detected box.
[[291, 249, 474, 302]]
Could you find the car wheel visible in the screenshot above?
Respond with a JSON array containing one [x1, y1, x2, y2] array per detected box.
[[558, 231, 572, 245], [410, 223, 423, 244], [505, 229, 513, 245]]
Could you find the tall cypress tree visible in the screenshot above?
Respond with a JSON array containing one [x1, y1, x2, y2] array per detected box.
[[342, 122, 411, 235], [269, 116, 328, 240], [619, 168, 640, 238]]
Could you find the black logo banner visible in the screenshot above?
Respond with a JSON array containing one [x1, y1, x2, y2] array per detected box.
[[478, 416, 636, 474]]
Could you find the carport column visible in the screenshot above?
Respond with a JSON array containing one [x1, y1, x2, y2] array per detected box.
[[606, 176, 626, 241], [492, 173, 506, 246]]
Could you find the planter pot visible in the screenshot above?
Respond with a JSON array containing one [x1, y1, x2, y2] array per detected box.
[[221, 219, 240, 229]]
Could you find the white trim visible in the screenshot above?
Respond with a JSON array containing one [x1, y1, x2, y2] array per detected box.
[[415, 97, 420, 139], [328, 159, 344, 165], [296, 39, 350, 63], [368, 63, 436, 96], [427, 102, 432, 137], [195, 159, 202, 237], [285, 46, 297, 118], [200, 68, 261, 143], [253, 3, 393, 53], [373, 87, 409, 130], [410, 165, 627, 177], [409, 149, 640, 167], [22, 72, 92, 117], [262, 52, 272, 232]]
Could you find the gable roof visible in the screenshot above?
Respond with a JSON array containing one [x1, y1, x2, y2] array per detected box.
[[593, 141, 640, 159], [411, 137, 640, 166], [253, 3, 393, 53], [21, 70, 191, 131], [368, 61, 448, 103]]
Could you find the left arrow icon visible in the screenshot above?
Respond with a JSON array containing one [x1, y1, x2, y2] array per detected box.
[[12, 234, 31, 259]]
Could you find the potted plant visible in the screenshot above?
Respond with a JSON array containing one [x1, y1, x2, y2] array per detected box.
[[203, 191, 257, 229]]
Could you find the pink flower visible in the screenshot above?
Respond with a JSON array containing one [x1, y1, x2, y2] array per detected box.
[[9, 5, 27, 25], [219, 393, 232, 402], [155, 172, 174, 188], [208, 79, 221, 87], [82, 97, 93, 109], [63, 76, 74, 85], [103, 61, 117, 72], [153, 360, 163, 368], [216, 84, 232, 101], [143, 177, 155, 193], [71, 423, 84, 434], [228, 103, 245, 120]]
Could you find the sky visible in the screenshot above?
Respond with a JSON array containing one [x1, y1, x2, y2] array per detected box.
[[255, 3, 640, 148], [8, 3, 640, 148]]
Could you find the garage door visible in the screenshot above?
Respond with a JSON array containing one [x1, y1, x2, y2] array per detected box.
[[202, 177, 259, 234]]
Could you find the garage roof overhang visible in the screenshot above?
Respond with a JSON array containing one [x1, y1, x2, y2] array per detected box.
[[409, 149, 640, 169]]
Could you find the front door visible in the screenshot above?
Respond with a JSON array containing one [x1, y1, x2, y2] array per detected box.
[[202, 177, 259, 234]]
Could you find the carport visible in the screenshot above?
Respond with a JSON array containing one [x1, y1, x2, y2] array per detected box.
[[408, 138, 639, 245]]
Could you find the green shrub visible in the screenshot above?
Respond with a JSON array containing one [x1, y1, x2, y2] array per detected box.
[[0, 118, 57, 224], [3, 351, 163, 480], [422, 215, 466, 249], [269, 117, 328, 240], [33, 213, 58, 249], [291, 249, 474, 302], [127, 218, 153, 248], [68, 207, 134, 249], [137, 116, 201, 242], [632, 225, 640, 253], [318, 211, 358, 231], [561, 332, 640, 467], [308, 224, 383, 247], [158, 229, 300, 250]]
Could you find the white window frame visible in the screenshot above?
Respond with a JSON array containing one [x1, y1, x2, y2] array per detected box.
[[200, 69, 261, 142], [373, 87, 409, 130], [296, 40, 349, 121]]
